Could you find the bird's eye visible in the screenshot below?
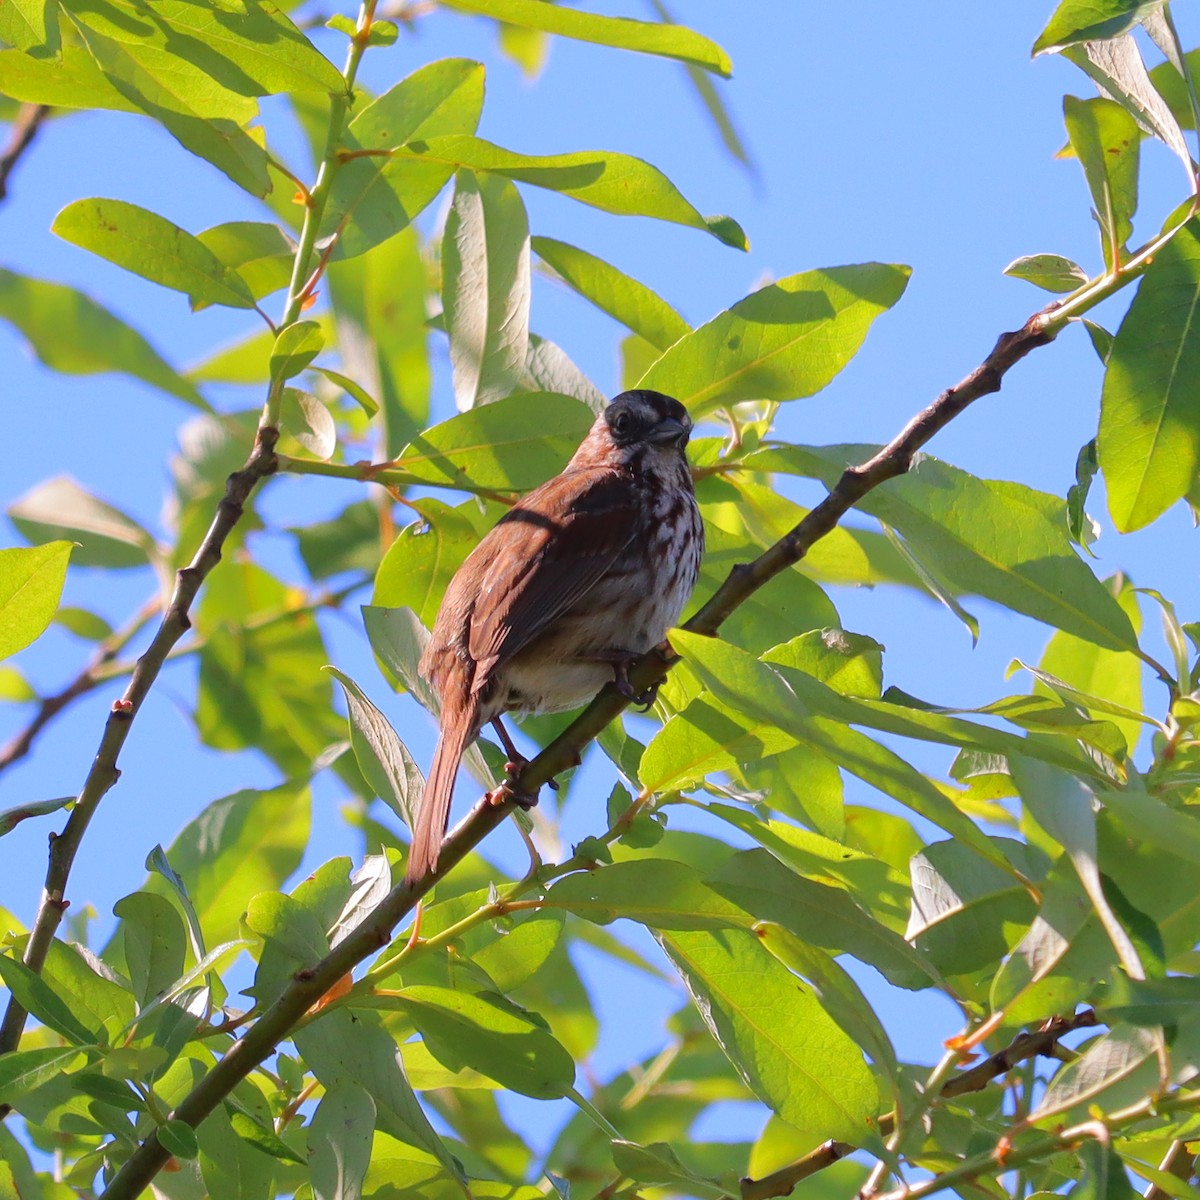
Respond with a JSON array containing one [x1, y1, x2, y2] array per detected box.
[[612, 411, 632, 435]]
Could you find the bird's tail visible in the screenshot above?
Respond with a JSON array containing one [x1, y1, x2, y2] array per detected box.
[[405, 699, 475, 886]]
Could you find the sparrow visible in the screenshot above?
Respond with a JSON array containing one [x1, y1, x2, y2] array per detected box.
[[405, 389, 703, 884]]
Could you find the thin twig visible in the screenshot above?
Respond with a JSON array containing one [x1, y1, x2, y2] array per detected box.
[[1144, 1138, 1197, 1200], [0, 103, 50, 202], [0, 596, 161, 777], [0, 580, 366, 778]]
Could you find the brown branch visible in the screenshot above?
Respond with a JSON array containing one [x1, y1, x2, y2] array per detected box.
[[98, 303, 1062, 1200], [0, 427, 279, 1069], [740, 1009, 1099, 1200], [0, 596, 161, 777], [0, 103, 50, 203]]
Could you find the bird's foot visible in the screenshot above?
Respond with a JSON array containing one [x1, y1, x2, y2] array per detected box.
[[485, 756, 535, 809], [486, 780, 540, 811], [581, 649, 658, 710]]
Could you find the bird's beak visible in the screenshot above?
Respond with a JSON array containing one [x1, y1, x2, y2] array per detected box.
[[648, 417, 689, 446]]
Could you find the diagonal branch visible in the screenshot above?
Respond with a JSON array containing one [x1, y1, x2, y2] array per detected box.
[[0, 429, 279, 1067], [100, 299, 1068, 1200]]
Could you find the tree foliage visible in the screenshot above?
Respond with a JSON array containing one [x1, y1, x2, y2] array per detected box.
[[3, 2, 1200, 1199]]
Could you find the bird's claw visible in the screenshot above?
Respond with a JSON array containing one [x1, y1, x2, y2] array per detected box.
[[487, 781, 540, 810]]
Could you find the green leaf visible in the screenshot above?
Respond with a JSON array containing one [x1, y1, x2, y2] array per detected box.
[[1010, 757, 1144, 978], [144, 781, 311, 948], [1033, 0, 1163, 54], [0, 267, 207, 407], [709, 850, 941, 990], [609, 1140, 727, 1198], [114, 891, 187, 1009], [327, 667, 422, 832], [751, 445, 1139, 651], [0, 794, 72, 836], [0, 1046, 87, 1103], [0, 952, 100, 1045], [195, 221, 295, 307], [639, 264, 909, 416], [1003, 252, 1090, 293], [396, 985, 576, 1098], [669, 630, 1034, 872], [0, 542, 73, 660], [393, 134, 747, 249], [1067, 438, 1101, 550], [1061, 36, 1191, 172], [754, 923, 902, 1098], [388, 391, 594, 492], [522, 333, 606, 411], [439, 0, 731, 75], [195, 561, 344, 774], [0, 0, 59, 54], [123, 0, 344, 95], [279, 387, 337, 459], [1063, 96, 1139, 269], [53, 198, 256, 308], [271, 320, 325, 383], [295, 1008, 466, 1183], [308, 1085, 376, 1200], [158, 1118, 199, 1160], [0, 41, 135, 109], [1099, 217, 1200, 531], [67, 21, 271, 196], [324, 59, 486, 260], [1033, 1025, 1158, 1120], [315, 367, 379, 417], [1100, 973, 1200, 1025], [8, 477, 157, 569], [905, 837, 1046, 978], [374, 501, 489, 632], [442, 171, 531, 409], [328, 227, 431, 455], [532, 236, 690, 350], [55, 606, 113, 640], [991, 860, 1115, 1024], [658, 926, 878, 1145]]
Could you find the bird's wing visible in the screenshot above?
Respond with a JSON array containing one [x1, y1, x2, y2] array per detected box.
[[467, 467, 639, 692]]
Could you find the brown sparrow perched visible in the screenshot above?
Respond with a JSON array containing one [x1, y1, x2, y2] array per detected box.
[[405, 389, 703, 884]]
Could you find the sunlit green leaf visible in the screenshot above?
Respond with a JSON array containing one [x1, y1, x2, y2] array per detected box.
[[325, 59, 486, 260], [442, 171, 531, 410], [396, 985, 575, 1098], [327, 667, 423, 831], [659, 925, 878, 1145], [639, 264, 908, 416], [532, 235, 690, 350], [1063, 96, 1139, 270], [53, 198, 257, 308], [0, 541, 73, 660], [392, 134, 747, 249], [1003, 253, 1090, 293], [750, 445, 1139, 651], [1033, 0, 1163, 55], [440, 0, 731, 75], [1099, 217, 1200, 531]]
